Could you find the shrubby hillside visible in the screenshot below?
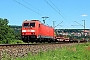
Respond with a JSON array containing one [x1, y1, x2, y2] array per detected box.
[[0, 18, 23, 44]]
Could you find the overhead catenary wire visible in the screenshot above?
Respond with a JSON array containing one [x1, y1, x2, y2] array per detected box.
[[50, 0, 73, 24], [22, 0, 49, 22], [44, 0, 72, 24], [54, 21, 63, 28], [13, 0, 43, 16], [44, 0, 66, 20], [13, 0, 69, 28], [49, 0, 85, 28], [49, 0, 68, 17], [13, 0, 56, 27], [74, 21, 84, 27], [49, 0, 61, 13], [49, 0, 67, 19], [22, 0, 46, 15]]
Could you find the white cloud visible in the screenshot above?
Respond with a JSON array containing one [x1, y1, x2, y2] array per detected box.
[[81, 14, 88, 16]]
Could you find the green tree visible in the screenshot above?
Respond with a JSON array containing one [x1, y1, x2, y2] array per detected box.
[[0, 18, 15, 43], [9, 25, 22, 40]]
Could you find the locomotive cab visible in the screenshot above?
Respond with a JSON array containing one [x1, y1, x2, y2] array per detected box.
[[21, 20, 39, 42], [21, 20, 54, 43]]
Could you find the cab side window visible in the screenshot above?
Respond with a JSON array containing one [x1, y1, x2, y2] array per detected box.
[[39, 24, 40, 27]]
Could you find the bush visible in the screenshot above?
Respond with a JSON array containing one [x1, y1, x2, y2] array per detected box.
[[0, 39, 24, 44], [9, 40, 24, 44]]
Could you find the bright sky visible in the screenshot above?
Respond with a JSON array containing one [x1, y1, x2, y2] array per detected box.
[[0, 0, 90, 29]]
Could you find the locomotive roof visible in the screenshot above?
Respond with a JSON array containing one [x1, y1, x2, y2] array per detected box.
[[23, 20, 53, 28], [31, 20, 39, 21], [23, 20, 40, 22]]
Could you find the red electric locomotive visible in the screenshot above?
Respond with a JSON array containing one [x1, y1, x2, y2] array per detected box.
[[21, 20, 54, 42]]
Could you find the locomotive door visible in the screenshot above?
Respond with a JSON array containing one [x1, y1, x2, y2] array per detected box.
[[38, 24, 41, 38]]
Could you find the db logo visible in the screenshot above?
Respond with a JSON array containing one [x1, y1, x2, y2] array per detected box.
[[27, 30, 30, 32]]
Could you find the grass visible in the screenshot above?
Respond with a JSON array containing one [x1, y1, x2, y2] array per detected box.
[[3, 43, 90, 60]]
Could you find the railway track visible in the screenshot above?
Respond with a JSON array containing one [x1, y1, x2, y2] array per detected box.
[[0, 41, 77, 46], [0, 40, 85, 46], [0, 42, 85, 60]]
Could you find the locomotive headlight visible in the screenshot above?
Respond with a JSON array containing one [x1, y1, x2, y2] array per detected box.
[[31, 30, 35, 32], [22, 30, 26, 32]]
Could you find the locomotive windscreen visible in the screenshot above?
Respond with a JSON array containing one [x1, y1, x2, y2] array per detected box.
[[30, 23, 35, 27], [23, 23, 29, 27]]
